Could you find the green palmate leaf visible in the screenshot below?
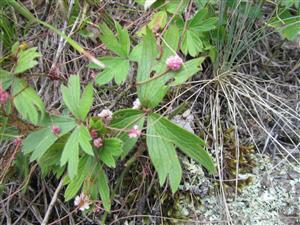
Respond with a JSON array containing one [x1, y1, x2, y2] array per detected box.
[[169, 57, 205, 86], [13, 78, 45, 124], [14, 47, 41, 74], [61, 125, 94, 179], [147, 116, 182, 193], [181, 30, 203, 57], [61, 75, 93, 120], [95, 56, 130, 85], [177, 8, 217, 56], [99, 22, 130, 57], [110, 109, 145, 158], [23, 116, 76, 160], [97, 167, 111, 211], [148, 113, 215, 174], [99, 138, 123, 168]]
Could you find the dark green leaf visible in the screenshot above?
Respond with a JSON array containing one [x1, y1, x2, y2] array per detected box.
[[97, 167, 111, 211], [148, 113, 215, 174], [147, 116, 182, 193], [99, 138, 123, 168]]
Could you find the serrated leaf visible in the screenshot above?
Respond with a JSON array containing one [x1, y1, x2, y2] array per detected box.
[[22, 116, 76, 161], [97, 168, 111, 211], [95, 57, 130, 85], [61, 75, 93, 120], [147, 116, 182, 193], [14, 47, 41, 74], [79, 83, 93, 119], [181, 30, 203, 56], [0, 69, 13, 89], [110, 109, 145, 158], [148, 113, 215, 174], [99, 138, 123, 168], [61, 125, 94, 179], [13, 78, 45, 124]]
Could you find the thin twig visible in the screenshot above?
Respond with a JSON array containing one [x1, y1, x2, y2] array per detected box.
[[41, 175, 65, 225]]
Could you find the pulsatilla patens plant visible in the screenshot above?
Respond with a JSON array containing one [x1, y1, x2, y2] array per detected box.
[[1, 25, 215, 212]]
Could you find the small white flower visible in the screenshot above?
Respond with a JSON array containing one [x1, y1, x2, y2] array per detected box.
[[128, 125, 141, 138], [98, 109, 113, 122], [132, 98, 141, 109], [74, 193, 90, 211]]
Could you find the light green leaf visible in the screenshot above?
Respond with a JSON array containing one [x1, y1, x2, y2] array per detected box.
[[97, 168, 111, 211], [148, 113, 215, 174], [110, 109, 145, 158], [14, 47, 41, 74], [147, 116, 182, 193], [0, 69, 13, 89], [99, 138, 123, 168], [23, 116, 76, 161], [61, 125, 94, 179], [13, 78, 45, 124], [79, 83, 93, 120], [61, 75, 93, 120], [169, 57, 205, 86], [181, 30, 203, 57], [270, 9, 300, 41], [99, 23, 130, 57], [137, 25, 181, 108], [95, 57, 130, 85]]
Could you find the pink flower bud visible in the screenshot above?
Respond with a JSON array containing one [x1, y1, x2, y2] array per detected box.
[[93, 138, 103, 148], [128, 125, 141, 138], [166, 55, 183, 71], [90, 129, 98, 139], [51, 124, 61, 135], [13, 137, 22, 146], [0, 91, 9, 104]]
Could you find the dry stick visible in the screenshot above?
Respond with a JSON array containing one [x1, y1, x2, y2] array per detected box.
[[41, 175, 65, 225]]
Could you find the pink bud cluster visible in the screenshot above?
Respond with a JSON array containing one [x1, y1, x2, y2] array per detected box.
[[90, 129, 103, 148], [0, 85, 9, 104], [166, 55, 183, 71]]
